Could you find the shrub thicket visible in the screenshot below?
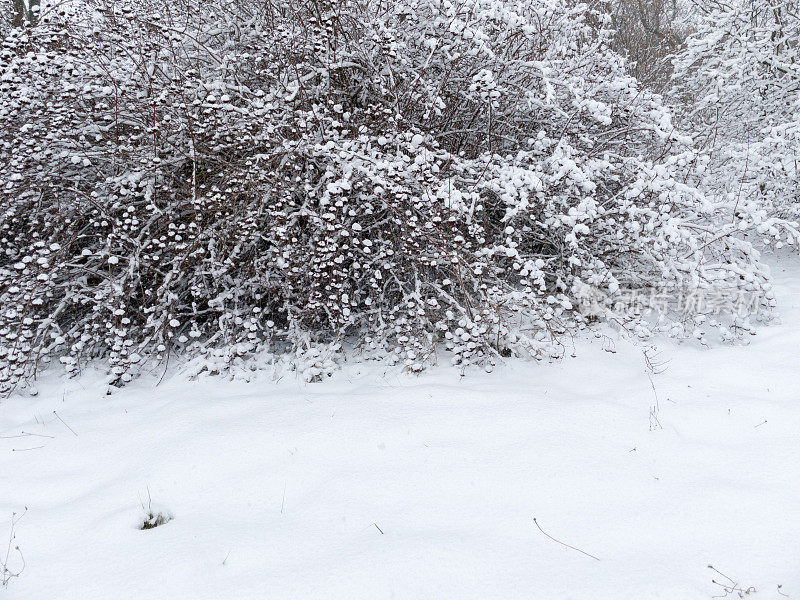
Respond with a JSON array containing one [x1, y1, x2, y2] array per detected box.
[[0, 0, 790, 390]]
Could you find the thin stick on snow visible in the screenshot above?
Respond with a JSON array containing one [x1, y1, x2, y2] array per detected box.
[[707, 565, 737, 586], [1, 432, 52, 439], [533, 517, 600, 561], [52, 411, 78, 436], [2, 508, 26, 586]]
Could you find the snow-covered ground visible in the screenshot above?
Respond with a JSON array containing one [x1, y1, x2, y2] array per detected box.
[[2, 261, 799, 600]]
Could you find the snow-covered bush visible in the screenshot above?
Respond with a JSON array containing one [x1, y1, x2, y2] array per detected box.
[[672, 0, 800, 224], [0, 0, 784, 392]]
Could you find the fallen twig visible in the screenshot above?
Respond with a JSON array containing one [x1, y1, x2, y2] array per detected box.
[[533, 517, 600, 561], [2, 508, 26, 587], [53, 411, 78, 436], [708, 565, 756, 598], [1, 432, 53, 439]]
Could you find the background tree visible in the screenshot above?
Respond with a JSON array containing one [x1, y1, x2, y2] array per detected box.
[[610, 0, 689, 90], [672, 0, 800, 224], [10, 0, 38, 27]]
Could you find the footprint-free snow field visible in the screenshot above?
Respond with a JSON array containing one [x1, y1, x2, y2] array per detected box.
[[2, 262, 799, 600]]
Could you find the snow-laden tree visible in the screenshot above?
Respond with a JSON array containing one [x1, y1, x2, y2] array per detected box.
[[672, 0, 800, 225], [0, 0, 786, 391]]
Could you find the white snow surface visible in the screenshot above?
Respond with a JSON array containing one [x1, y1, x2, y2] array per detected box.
[[2, 262, 799, 599]]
